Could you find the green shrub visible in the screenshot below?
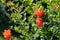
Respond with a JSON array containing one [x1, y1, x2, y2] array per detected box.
[[0, 0, 60, 40]]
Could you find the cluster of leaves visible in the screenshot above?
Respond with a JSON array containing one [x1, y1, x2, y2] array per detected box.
[[0, 0, 60, 40]]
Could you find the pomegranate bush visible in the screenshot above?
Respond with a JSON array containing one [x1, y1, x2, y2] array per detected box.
[[0, 0, 60, 40]]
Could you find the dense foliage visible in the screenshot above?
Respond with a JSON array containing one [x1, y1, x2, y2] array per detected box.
[[0, 0, 60, 40]]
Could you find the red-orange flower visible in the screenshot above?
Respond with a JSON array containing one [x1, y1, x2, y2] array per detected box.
[[54, 4, 58, 9], [2, 29, 12, 40], [36, 18, 44, 28], [35, 9, 45, 18]]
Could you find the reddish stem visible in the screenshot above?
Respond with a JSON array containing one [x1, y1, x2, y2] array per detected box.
[[6, 39, 9, 40]]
